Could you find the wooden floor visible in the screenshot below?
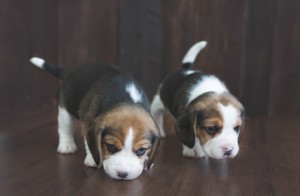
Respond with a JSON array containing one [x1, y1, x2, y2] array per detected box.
[[1, 106, 300, 196]]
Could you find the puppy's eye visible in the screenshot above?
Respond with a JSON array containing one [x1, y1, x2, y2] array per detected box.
[[205, 126, 219, 135], [136, 147, 147, 157], [106, 143, 118, 154], [234, 125, 241, 133]]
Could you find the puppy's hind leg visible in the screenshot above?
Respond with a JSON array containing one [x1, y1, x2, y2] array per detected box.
[[57, 106, 77, 153], [151, 94, 166, 137]]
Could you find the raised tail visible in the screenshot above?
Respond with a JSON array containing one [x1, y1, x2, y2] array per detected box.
[[181, 41, 207, 69], [30, 57, 65, 79]]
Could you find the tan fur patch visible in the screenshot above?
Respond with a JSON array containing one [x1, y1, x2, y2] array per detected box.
[[95, 104, 159, 159], [190, 92, 243, 145]]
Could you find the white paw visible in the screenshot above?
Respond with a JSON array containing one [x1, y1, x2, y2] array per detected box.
[[84, 153, 97, 167], [159, 129, 166, 138], [57, 140, 77, 154], [182, 146, 201, 158], [182, 147, 197, 158]]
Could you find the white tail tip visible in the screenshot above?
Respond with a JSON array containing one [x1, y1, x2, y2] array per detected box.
[[182, 41, 207, 64], [30, 57, 45, 69]]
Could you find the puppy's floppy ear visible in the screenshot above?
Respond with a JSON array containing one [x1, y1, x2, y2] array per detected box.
[[145, 132, 160, 170], [86, 127, 104, 168], [175, 112, 196, 148]]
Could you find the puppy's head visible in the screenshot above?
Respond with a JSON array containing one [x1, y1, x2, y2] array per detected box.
[[176, 92, 244, 159], [87, 104, 160, 180]]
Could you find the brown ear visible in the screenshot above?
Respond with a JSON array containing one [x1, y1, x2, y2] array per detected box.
[[86, 127, 103, 168], [145, 132, 160, 170], [175, 112, 196, 148]]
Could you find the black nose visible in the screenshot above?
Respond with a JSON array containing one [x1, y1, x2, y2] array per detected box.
[[224, 150, 232, 156], [117, 171, 128, 178]]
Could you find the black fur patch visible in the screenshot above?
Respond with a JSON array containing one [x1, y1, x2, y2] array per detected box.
[[43, 61, 65, 79], [60, 62, 149, 120], [159, 69, 205, 117]]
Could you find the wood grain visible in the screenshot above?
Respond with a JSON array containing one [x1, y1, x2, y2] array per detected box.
[[0, 107, 299, 195]]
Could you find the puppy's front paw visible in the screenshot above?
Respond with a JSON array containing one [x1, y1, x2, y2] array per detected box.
[[57, 140, 77, 154], [182, 144, 205, 158], [84, 153, 97, 167], [182, 147, 197, 158], [159, 129, 166, 138]]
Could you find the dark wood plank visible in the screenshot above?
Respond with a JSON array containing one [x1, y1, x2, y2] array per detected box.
[[0, 0, 28, 110], [58, 0, 120, 69], [0, 0, 58, 114], [1, 107, 300, 195], [268, 1, 300, 115], [120, 0, 163, 98], [240, 0, 276, 116], [25, 0, 59, 107]]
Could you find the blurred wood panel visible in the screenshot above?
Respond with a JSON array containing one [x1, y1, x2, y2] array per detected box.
[[239, 0, 276, 116], [57, 0, 120, 68], [160, 0, 300, 116], [119, 0, 162, 97], [0, 0, 58, 112], [268, 0, 300, 115], [1, 0, 300, 116], [161, 0, 248, 97]]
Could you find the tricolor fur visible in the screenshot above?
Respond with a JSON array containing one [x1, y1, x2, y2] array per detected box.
[[30, 57, 160, 180], [151, 41, 244, 159]]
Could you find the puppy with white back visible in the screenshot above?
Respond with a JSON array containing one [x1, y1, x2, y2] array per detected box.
[[151, 41, 244, 159], [30, 58, 160, 180]]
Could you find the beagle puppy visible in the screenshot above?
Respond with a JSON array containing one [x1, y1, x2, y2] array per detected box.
[[30, 57, 160, 180], [151, 41, 244, 159]]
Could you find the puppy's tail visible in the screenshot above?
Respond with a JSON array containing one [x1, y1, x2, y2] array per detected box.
[[181, 41, 207, 69], [30, 57, 65, 79]]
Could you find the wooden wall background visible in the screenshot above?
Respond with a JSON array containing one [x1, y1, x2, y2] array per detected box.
[[1, 0, 299, 117]]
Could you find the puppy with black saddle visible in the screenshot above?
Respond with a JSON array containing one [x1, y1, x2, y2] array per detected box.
[[30, 57, 160, 180], [151, 41, 244, 159]]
